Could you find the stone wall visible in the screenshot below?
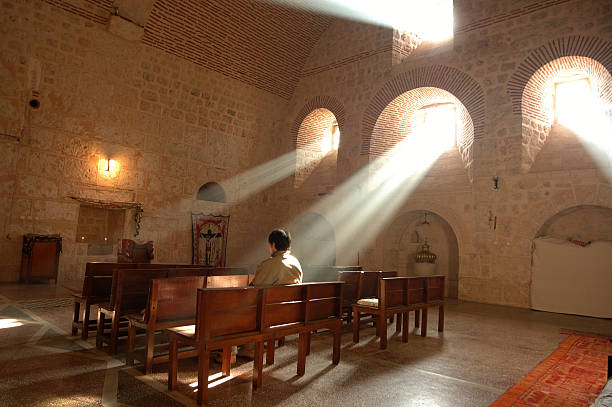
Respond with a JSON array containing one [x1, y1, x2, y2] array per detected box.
[[282, 0, 612, 307], [0, 0, 610, 310], [0, 0, 286, 282]]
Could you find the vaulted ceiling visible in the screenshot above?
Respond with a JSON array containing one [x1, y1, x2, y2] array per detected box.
[[51, 0, 335, 99]]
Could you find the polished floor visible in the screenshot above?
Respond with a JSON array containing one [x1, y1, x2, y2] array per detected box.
[[0, 283, 610, 407]]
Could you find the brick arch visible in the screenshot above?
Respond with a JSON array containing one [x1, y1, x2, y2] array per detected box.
[[291, 96, 347, 149], [361, 65, 484, 156], [368, 87, 475, 177], [526, 199, 612, 243], [507, 36, 612, 117]]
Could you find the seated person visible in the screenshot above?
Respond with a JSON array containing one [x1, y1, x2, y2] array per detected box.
[[251, 228, 303, 286], [226, 229, 302, 362]]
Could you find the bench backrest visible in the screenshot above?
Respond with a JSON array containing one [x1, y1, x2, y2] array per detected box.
[[87, 275, 113, 302], [359, 271, 398, 299], [113, 269, 170, 314], [196, 287, 261, 342], [205, 267, 252, 287], [304, 282, 343, 324], [261, 285, 306, 331], [166, 267, 210, 278], [426, 275, 445, 302], [380, 277, 410, 309], [148, 276, 206, 325], [84, 262, 204, 304], [337, 271, 361, 306], [407, 277, 427, 305]]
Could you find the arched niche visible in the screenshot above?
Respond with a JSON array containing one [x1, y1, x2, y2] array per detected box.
[[531, 205, 612, 317], [197, 182, 226, 203], [290, 212, 336, 267], [535, 205, 612, 242], [383, 210, 459, 298]]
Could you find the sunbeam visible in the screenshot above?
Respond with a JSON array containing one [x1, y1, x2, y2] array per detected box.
[[262, 0, 453, 42], [292, 132, 450, 266]]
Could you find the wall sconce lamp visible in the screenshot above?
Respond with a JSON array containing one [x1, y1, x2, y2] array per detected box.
[[99, 157, 119, 178]]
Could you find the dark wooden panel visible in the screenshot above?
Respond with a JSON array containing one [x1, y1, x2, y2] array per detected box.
[[264, 285, 303, 303], [264, 302, 305, 327], [306, 282, 340, 299], [309, 297, 339, 321]]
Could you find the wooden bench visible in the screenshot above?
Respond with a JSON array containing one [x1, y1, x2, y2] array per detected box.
[[127, 276, 206, 373], [418, 275, 446, 336], [399, 275, 445, 337], [96, 267, 209, 353], [166, 282, 343, 405], [72, 262, 205, 339], [167, 287, 264, 405], [262, 282, 343, 370], [352, 277, 408, 348], [126, 271, 253, 374], [352, 275, 445, 348]]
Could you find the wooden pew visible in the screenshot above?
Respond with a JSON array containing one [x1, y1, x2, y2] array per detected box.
[[97, 268, 170, 353], [262, 282, 343, 370], [126, 271, 253, 374], [127, 276, 206, 373], [167, 287, 264, 405], [353, 277, 430, 348], [166, 282, 343, 405], [417, 275, 446, 336], [72, 262, 205, 339]]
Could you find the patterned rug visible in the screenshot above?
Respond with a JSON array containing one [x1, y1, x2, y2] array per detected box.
[[491, 333, 611, 407]]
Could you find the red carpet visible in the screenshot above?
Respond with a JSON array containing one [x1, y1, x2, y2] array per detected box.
[[490, 333, 611, 407]]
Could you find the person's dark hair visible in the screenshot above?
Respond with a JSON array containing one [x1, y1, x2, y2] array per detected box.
[[268, 229, 291, 251]]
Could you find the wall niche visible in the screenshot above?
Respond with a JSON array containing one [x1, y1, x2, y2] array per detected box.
[[75, 205, 126, 256]]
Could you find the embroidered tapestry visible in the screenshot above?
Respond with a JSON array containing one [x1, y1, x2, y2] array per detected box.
[[191, 213, 229, 266]]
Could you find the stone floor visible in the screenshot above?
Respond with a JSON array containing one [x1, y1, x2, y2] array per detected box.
[[0, 283, 610, 407]]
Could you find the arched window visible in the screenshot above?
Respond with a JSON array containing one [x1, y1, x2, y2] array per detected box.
[[294, 108, 341, 189], [518, 55, 612, 172], [197, 182, 226, 203]]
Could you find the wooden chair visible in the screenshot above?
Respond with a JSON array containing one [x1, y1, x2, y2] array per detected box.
[[167, 287, 264, 405], [127, 276, 206, 373]]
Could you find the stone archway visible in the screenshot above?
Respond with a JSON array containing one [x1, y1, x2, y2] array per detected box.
[[384, 210, 459, 298]]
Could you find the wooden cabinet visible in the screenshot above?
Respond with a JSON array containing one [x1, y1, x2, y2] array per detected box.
[[20, 234, 62, 283]]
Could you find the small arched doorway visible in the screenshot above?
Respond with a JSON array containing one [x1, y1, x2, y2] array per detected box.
[[384, 210, 459, 298], [531, 205, 612, 317]]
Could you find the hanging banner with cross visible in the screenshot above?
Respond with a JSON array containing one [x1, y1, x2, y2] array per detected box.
[[191, 213, 230, 266]]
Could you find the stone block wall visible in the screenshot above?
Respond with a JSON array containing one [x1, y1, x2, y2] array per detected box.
[[0, 0, 287, 282], [281, 0, 612, 307], [0, 0, 610, 311]]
